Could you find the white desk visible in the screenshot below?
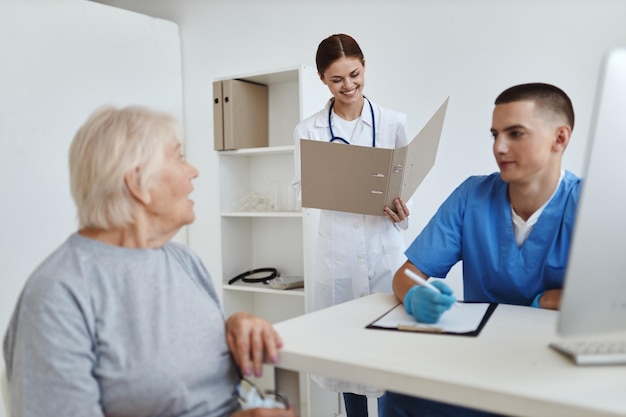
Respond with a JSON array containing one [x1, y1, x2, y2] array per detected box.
[[273, 293, 626, 417]]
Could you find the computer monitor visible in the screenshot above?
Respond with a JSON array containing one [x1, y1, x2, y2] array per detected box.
[[558, 48, 626, 337]]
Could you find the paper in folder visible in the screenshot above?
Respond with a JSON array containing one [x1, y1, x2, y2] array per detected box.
[[300, 98, 449, 215]]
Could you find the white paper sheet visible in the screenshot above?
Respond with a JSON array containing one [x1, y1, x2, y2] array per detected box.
[[370, 302, 491, 334]]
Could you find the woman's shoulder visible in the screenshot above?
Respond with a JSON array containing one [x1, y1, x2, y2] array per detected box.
[[15, 234, 93, 311], [296, 101, 332, 130], [164, 241, 219, 299], [164, 242, 213, 278], [164, 241, 204, 268], [370, 100, 406, 125]]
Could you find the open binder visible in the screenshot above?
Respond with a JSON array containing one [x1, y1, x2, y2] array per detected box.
[[300, 98, 449, 215]]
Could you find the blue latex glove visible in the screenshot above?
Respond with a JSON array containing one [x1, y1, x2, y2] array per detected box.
[[531, 292, 543, 308], [403, 280, 456, 324]]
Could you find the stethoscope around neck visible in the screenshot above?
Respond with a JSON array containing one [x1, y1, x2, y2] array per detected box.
[[328, 96, 376, 148]]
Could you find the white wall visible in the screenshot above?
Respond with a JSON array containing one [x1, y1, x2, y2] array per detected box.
[[94, 0, 626, 299], [0, 2, 182, 414], [1, 0, 624, 413]]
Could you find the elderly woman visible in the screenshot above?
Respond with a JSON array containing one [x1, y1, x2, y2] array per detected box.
[[3, 106, 295, 417]]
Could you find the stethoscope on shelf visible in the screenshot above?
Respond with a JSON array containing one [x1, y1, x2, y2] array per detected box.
[[328, 96, 376, 148], [228, 267, 278, 285]]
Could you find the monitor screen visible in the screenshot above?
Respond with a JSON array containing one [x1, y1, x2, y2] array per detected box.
[[558, 48, 626, 337]]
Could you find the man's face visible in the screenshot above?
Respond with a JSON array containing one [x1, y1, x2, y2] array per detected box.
[[490, 100, 564, 186]]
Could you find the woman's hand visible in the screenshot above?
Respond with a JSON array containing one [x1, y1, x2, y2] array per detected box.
[[226, 312, 283, 378], [232, 407, 297, 417], [384, 197, 410, 223]]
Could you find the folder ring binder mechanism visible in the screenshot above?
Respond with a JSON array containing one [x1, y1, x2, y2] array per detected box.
[[300, 98, 449, 216]]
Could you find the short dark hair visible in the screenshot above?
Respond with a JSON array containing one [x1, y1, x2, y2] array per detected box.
[[495, 83, 575, 131], [315, 34, 365, 78]]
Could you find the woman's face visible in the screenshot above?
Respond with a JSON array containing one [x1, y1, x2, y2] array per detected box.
[[321, 56, 365, 107], [145, 139, 199, 234]]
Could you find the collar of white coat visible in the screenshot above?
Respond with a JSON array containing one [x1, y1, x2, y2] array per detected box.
[[314, 97, 376, 129]]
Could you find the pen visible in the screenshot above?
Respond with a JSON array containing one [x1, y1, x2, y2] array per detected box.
[[404, 268, 460, 306]]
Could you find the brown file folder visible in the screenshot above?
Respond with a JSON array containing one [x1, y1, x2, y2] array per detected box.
[[213, 79, 268, 150], [300, 98, 448, 215]]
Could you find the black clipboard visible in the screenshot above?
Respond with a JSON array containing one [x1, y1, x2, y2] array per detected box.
[[366, 301, 498, 337]]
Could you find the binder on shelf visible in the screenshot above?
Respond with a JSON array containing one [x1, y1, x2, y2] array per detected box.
[[213, 79, 269, 150], [300, 97, 449, 216]]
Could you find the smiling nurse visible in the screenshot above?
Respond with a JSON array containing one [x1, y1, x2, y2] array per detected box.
[[290, 33, 411, 417]]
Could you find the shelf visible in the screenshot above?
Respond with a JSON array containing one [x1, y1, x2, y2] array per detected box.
[[215, 65, 302, 85], [218, 145, 294, 156], [215, 65, 336, 417], [221, 211, 302, 218], [223, 282, 305, 297]]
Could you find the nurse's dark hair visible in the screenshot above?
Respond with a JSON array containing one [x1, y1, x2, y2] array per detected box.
[[495, 83, 575, 131], [316, 34, 365, 78]]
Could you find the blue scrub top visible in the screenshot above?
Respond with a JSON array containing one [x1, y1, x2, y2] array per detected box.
[[405, 171, 581, 305]]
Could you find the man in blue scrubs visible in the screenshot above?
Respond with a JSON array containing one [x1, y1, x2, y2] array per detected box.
[[383, 83, 580, 417]]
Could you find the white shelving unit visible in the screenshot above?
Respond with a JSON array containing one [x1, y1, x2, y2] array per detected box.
[[216, 66, 338, 417]]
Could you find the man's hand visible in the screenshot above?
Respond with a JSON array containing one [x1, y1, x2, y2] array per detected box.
[[226, 312, 283, 378], [404, 281, 456, 324], [536, 289, 562, 310]]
